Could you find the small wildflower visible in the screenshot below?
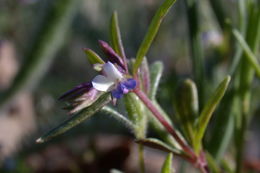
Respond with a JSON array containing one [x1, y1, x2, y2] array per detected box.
[[92, 62, 136, 99], [59, 41, 136, 114]]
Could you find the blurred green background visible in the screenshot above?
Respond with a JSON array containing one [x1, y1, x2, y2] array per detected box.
[[0, 0, 259, 172]]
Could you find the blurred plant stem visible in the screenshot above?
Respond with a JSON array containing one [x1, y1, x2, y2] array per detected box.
[[183, 0, 205, 109], [133, 88, 210, 173], [0, 0, 80, 108], [138, 144, 145, 173], [208, 0, 227, 31], [235, 2, 260, 173]]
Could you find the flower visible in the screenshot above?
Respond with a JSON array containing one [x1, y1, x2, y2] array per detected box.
[[60, 61, 136, 114], [92, 61, 136, 99], [59, 40, 137, 114]]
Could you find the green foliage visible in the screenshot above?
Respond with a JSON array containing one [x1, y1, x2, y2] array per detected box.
[[149, 61, 163, 100], [194, 76, 231, 152], [133, 0, 177, 74], [136, 138, 181, 155], [161, 153, 174, 173], [36, 93, 111, 143], [83, 48, 105, 65], [124, 93, 147, 139], [233, 29, 260, 77], [110, 11, 126, 60], [174, 79, 198, 147]]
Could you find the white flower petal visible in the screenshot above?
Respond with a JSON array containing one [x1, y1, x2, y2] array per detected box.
[[92, 75, 114, 91], [103, 62, 123, 81]]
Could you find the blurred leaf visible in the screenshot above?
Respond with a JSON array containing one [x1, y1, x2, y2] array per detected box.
[[208, 0, 227, 31], [194, 76, 231, 152], [149, 61, 163, 100], [174, 79, 198, 147], [83, 48, 105, 65], [183, 0, 205, 107], [0, 0, 80, 107], [133, 0, 177, 74], [233, 29, 260, 77], [205, 152, 221, 173], [161, 153, 174, 173], [36, 93, 111, 143], [136, 138, 180, 155], [124, 93, 147, 139], [101, 106, 135, 131], [110, 11, 126, 62]]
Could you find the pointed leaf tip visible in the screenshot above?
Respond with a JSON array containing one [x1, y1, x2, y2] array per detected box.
[[161, 153, 173, 173], [98, 40, 125, 70], [194, 75, 231, 152], [83, 48, 105, 65]]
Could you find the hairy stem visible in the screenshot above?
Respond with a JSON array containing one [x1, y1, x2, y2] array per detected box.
[[133, 89, 210, 173], [133, 89, 195, 159]]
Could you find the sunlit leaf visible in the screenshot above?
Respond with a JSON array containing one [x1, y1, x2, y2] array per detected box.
[[194, 76, 231, 152], [233, 29, 260, 77], [110, 11, 126, 61], [161, 153, 174, 173], [83, 48, 105, 65], [133, 0, 177, 74]]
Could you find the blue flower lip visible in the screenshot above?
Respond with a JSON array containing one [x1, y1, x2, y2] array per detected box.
[[112, 78, 137, 99]]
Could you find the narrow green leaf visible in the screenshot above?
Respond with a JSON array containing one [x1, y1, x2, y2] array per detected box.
[[233, 29, 260, 77], [110, 11, 126, 60], [161, 153, 174, 173], [194, 76, 231, 152], [149, 61, 163, 100], [83, 48, 105, 65], [101, 106, 135, 131], [136, 138, 181, 155], [36, 93, 111, 143], [133, 0, 177, 74], [0, 0, 80, 108]]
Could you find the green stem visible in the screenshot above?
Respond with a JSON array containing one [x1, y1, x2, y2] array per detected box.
[[138, 144, 145, 173]]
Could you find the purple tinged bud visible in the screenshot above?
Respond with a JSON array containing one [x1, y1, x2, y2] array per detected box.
[[70, 88, 102, 114], [59, 82, 92, 100], [59, 82, 103, 114], [98, 40, 126, 71]]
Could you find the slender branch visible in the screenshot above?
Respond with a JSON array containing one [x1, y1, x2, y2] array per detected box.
[[138, 144, 145, 173], [133, 89, 196, 159]]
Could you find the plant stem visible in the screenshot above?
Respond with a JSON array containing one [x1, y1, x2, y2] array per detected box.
[[133, 89, 195, 159], [134, 89, 210, 173], [138, 144, 145, 173]]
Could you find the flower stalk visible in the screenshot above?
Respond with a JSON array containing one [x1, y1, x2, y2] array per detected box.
[[133, 88, 209, 173]]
